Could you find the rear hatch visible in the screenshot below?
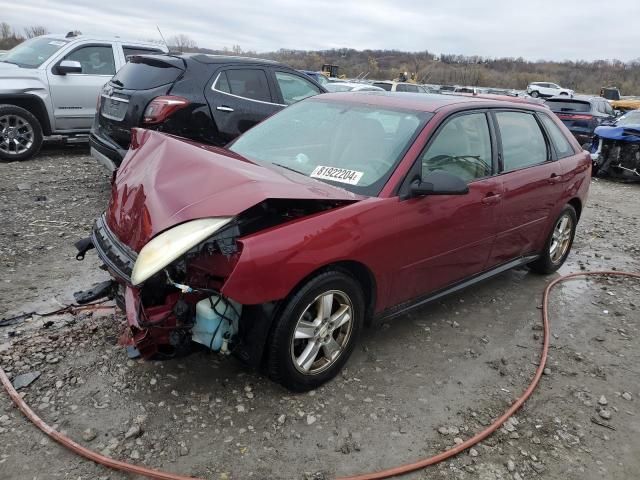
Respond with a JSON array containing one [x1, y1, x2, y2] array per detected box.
[[94, 55, 185, 149], [546, 99, 595, 136]]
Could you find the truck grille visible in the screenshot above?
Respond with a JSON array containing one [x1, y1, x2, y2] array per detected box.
[[92, 214, 137, 284]]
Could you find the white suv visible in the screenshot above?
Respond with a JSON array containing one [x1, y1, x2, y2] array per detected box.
[[0, 33, 167, 161], [526, 82, 574, 98]]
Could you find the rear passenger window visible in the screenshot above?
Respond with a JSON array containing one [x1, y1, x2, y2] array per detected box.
[[275, 72, 321, 105], [215, 69, 272, 102], [496, 112, 548, 171], [420, 112, 492, 182], [539, 114, 575, 158]]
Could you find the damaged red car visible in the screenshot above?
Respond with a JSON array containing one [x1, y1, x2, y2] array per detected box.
[[79, 92, 591, 391]]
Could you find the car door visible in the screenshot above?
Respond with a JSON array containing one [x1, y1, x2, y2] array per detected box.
[[207, 67, 281, 143], [47, 43, 118, 131], [271, 70, 322, 105], [388, 111, 502, 304], [487, 110, 567, 266]]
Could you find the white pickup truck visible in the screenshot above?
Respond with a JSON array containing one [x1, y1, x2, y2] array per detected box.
[[0, 33, 167, 161]]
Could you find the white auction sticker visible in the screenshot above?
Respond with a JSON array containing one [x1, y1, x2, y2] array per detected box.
[[310, 165, 364, 185], [48, 40, 65, 46]]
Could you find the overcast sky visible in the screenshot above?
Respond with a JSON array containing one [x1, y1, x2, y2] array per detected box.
[[1, 0, 638, 61]]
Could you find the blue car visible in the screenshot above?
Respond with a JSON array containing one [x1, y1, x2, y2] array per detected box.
[[591, 109, 640, 180]]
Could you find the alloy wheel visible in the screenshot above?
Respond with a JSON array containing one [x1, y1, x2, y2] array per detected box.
[[549, 214, 573, 263], [0, 114, 34, 156], [291, 290, 354, 375]]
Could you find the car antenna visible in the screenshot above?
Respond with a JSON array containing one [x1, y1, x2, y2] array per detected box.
[[156, 25, 168, 48]]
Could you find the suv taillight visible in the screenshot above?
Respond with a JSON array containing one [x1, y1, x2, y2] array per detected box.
[[142, 96, 190, 125]]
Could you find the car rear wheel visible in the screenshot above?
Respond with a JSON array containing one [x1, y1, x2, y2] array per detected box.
[[0, 105, 43, 162], [529, 91, 539, 98], [529, 205, 577, 274], [267, 270, 364, 391]]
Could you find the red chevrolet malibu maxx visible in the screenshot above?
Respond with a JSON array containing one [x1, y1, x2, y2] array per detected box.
[[82, 92, 590, 391]]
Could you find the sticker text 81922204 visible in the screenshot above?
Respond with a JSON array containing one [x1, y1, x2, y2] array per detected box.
[[310, 165, 364, 185]]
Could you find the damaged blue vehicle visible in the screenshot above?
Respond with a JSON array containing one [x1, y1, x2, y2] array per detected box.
[[591, 110, 640, 181]]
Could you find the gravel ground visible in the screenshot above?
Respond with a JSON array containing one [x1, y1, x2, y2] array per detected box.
[[0, 146, 639, 480]]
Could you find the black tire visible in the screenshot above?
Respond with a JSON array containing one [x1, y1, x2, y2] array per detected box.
[[0, 104, 43, 162], [267, 270, 365, 392], [529, 205, 577, 274], [529, 90, 539, 98], [559, 92, 569, 96]]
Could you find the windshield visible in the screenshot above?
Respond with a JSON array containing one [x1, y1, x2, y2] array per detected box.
[[617, 110, 640, 126], [1, 37, 68, 68], [229, 98, 430, 196]]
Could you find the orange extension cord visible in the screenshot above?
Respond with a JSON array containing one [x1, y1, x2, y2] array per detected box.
[[1, 271, 639, 480]]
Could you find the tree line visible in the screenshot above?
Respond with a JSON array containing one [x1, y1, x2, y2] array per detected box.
[[0, 23, 49, 49]]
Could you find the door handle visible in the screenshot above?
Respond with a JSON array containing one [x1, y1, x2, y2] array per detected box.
[[547, 173, 562, 184], [216, 106, 234, 112], [481, 193, 501, 205]]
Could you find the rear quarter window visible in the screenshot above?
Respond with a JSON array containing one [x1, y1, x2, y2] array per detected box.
[[539, 114, 575, 159]]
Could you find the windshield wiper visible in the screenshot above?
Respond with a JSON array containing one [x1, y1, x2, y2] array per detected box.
[[272, 163, 306, 176]]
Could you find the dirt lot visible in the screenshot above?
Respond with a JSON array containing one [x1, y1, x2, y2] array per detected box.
[[1, 146, 639, 480]]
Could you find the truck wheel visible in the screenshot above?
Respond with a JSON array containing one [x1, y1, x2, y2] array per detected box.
[[0, 104, 43, 161], [267, 270, 364, 392], [529, 91, 539, 98]]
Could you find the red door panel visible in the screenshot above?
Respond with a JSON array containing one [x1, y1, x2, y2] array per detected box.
[[489, 161, 566, 266], [385, 176, 502, 305]]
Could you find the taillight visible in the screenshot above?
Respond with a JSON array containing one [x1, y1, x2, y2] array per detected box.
[[558, 113, 593, 121], [142, 96, 190, 125]]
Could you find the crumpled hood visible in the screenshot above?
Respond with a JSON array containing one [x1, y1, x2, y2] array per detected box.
[[594, 124, 640, 142], [106, 129, 362, 251]]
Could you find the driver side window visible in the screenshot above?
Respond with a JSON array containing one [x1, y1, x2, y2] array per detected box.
[[420, 112, 492, 182], [64, 45, 115, 75]]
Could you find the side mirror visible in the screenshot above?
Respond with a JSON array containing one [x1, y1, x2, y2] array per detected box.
[[409, 171, 469, 198], [55, 60, 82, 75]]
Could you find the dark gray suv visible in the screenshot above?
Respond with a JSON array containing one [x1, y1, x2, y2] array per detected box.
[[90, 54, 327, 171]]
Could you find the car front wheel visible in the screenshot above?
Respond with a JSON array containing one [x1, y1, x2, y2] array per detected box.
[[529, 90, 539, 98], [0, 105, 43, 161], [529, 205, 577, 274], [267, 270, 364, 391]]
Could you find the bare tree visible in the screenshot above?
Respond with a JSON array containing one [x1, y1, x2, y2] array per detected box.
[[168, 34, 197, 53], [0, 22, 12, 40], [24, 25, 48, 38]]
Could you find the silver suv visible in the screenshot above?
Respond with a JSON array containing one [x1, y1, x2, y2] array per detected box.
[[0, 33, 167, 161]]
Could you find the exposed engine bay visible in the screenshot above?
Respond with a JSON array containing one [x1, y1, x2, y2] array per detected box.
[[76, 197, 354, 362], [591, 125, 640, 181]]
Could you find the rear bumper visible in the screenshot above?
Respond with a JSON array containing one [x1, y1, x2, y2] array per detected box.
[[90, 132, 127, 172]]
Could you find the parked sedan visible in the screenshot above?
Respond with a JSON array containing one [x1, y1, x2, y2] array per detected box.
[[90, 54, 326, 171], [372, 81, 429, 92], [81, 93, 590, 391], [546, 95, 616, 145], [324, 82, 385, 92]]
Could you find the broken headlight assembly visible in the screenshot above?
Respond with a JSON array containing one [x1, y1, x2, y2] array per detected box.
[[131, 217, 232, 286]]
